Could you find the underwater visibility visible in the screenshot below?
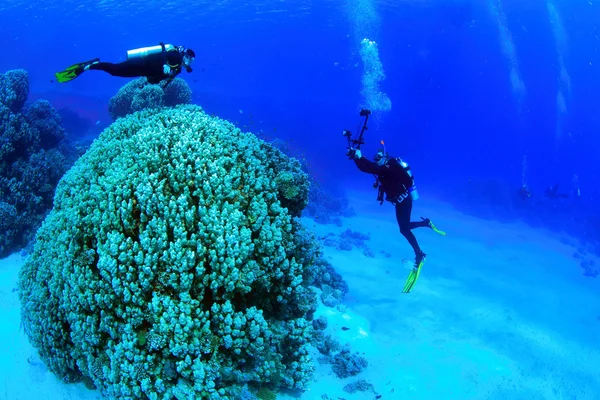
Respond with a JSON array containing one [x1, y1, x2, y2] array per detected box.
[[1, 0, 599, 399]]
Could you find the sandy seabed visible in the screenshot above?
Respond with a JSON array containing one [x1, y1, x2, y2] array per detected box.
[[1, 191, 598, 400]]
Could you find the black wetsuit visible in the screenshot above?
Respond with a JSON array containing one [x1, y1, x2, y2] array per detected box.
[[89, 44, 184, 84], [354, 156, 428, 258]]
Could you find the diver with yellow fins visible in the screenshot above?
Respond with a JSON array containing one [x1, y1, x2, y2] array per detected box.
[[344, 109, 447, 293], [55, 42, 196, 85]]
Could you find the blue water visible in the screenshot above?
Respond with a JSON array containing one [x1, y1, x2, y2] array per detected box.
[[2, 0, 600, 398], [3, 0, 599, 193]]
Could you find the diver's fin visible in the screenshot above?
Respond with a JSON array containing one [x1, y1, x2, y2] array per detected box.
[[402, 269, 418, 293], [55, 70, 78, 83], [55, 58, 99, 83], [422, 217, 447, 236], [402, 256, 426, 293]]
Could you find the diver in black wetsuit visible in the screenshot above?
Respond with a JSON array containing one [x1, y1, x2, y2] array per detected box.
[[347, 147, 446, 269], [55, 43, 196, 85]]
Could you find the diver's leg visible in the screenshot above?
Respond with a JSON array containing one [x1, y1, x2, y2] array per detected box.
[[414, 217, 447, 236], [89, 60, 146, 78], [409, 218, 430, 230], [407, 201, 431, 230], [395, 198, 424, 258]]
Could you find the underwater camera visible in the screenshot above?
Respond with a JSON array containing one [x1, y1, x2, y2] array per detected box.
[[342, 129, 352, 138], [360, 108, 372, 117]]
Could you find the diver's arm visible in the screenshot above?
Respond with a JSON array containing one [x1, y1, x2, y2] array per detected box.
[[354, 157, 388, 175], [162, 76, 174, 88]]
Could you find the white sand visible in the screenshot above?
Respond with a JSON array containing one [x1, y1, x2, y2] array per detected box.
[[0, 253, 100, 400], [2, 191, 599, 399]]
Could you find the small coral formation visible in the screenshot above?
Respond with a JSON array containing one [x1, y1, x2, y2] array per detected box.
[[331, 346, 368, 378], [57, 107, 94, 139], [312, 315, 328, 331], [340, 229, 370, 250], [343, 379, 375, 394], [323, 229, 373, 258], [108, 77, 192, 120], [320, 285, 345, 308], [304, 183, 356, 226], [256, 387, 277, 400], [268, 137, 355, 225], [0, 69, 77, 257], [306, 258, 349, 309], [379, 249, 391, 258], [313, 331, 341, 357], [580, 259, 598, 277], [0, 69, 28, 112], [312, 331, 368, 382], [19, 104, 327, 399], [573, 249, 599, 278]]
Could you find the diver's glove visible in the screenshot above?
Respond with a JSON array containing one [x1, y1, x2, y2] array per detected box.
[[163, 64, 171, 75], [347, 147, 362, 160]]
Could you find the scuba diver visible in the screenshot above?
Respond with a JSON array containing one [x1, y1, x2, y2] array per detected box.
[[519, 155, 532, 200], [347, 147, 447, 292], [55, 43, 196, 85], [344, 110, 446, 293], [545, 174, 581, 200], [520, 177, 581, 202], [545, 183, 570, 199], [519, 184, 532, 200]]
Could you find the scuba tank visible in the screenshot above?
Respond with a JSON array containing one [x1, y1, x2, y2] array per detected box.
[[409, 185, 419, 201], [126, 43, 176, 61], [398, 159, 419, 201]]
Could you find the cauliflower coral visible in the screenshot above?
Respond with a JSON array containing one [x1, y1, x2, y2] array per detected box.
[[19, 104, 321, 399], [108, 77, 192, 120]]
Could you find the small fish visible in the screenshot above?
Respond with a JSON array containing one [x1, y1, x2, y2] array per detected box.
[[27, 356, 42, 366], [341, 326, 349, 331]]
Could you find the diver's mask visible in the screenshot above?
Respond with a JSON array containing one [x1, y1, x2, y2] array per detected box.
[[178, 46, 196, 72], [183, 54, 195, 72], [373, 151, 388, 167]]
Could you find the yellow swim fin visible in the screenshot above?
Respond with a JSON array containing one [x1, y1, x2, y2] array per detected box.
[[402, 256, 426, 293], [55, 70, 78, 83], [422, 217, 447, 236], [55, 58, 99, 83]]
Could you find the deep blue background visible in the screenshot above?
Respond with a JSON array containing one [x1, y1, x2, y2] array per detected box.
[[1, 0, 599, 240]]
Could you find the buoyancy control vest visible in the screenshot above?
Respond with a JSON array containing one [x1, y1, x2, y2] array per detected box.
[[375, 157, 419, 205]]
